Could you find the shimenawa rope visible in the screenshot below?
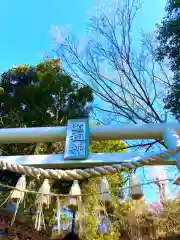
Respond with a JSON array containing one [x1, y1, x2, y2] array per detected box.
[[0, 147, 179, 180]]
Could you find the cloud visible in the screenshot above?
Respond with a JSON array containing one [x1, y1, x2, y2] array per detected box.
[[50, 24, 72, 44]]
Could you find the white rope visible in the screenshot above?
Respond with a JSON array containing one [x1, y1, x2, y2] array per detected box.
[[0, 179, 173, 198]]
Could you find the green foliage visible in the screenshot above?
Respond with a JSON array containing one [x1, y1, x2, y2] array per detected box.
[[156, 0, 180, 72], [90, 140, 127, 153], [123, 197, 180, 239], [0, 59, 93, 129], [157, 0, 180, 121], [79, 177, 121, 240], [0, 59, 93, 184], [164, 76, 180, 121]]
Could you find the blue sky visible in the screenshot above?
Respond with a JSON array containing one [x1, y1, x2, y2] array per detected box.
[[0, 0, 166, 73], [0, 0, 173, 203]]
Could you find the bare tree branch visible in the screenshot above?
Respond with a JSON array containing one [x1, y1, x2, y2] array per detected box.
[[52, 0, 171, 150]]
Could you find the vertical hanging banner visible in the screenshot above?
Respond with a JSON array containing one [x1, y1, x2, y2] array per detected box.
[[64, 119, 89, 160]]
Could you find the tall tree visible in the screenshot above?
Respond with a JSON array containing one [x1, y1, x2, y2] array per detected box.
[[164, 75, 180, 121], [0, 59, 93, 184], [156, 0, 180, 73], [157, 0, 180, 121], [53, 0, 171, 150], [0, 59, 93, 129]]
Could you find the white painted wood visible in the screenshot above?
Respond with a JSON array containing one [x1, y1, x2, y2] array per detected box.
[[0, 152, 175, 169], [0, 122, 180, 144], [0, 126, 66, 144], [163, 128, 180, 172]]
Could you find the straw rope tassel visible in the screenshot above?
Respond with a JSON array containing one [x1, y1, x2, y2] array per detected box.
[[11, 175, 26, 201], [35, 179, 51, 231], [10, 175, 26, 224], [68, 180, 81, 212], [99, 177, 111, 202], [129, 173, 144, 200], [99, 177, 114, 213]]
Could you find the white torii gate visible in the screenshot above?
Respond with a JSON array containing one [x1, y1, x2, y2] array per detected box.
[[0, 122, 180, 172], [1, 120, 180, 234]]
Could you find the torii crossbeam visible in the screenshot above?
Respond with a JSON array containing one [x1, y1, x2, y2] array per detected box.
[[0, 121, 180, 173]]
